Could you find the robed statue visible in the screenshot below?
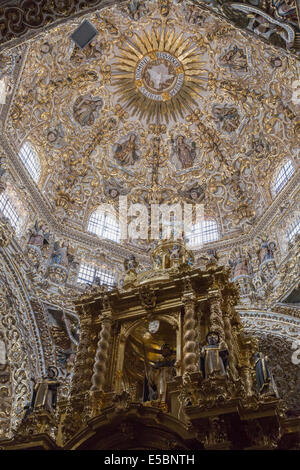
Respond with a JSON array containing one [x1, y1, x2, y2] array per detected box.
[[254, 352, 279, 397], [24, 366, 60, 416], [200, 332, 229, 379], [143, 343, 176, 403]]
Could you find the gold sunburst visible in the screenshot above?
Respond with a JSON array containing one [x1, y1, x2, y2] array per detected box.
[[112, 25, 207, 123]]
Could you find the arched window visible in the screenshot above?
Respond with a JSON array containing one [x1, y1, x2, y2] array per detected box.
[[187, 219, 219, 247], [18, 142, 41, 182], [273, 160, 295, 196], [287, 217, 300, 242], [87, 210, 120, 242], [77, 263, 115, 288], [0, 192, 19, 228]]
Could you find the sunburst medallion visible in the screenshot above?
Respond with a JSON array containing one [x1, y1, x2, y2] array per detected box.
[[113, 25, 207, 122]]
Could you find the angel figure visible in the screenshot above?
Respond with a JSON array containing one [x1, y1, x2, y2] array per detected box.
[[51, 241, 73, 268], [28, 221, 50, 251], [172, 135, 196, 169], [258, 240, 276, 264], [113, 134, 140, 166]]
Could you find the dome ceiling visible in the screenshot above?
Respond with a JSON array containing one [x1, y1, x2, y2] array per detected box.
[[6, 1, 299, 241]]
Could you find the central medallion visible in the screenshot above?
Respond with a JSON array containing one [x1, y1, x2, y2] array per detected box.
[[113, 25, 206, 122], [135, 52, 184, 102]]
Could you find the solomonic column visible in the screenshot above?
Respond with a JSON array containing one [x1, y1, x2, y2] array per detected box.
[[182, 292, 198, 374], [90, 310, 113, 416], [208, 290, 226, 343]]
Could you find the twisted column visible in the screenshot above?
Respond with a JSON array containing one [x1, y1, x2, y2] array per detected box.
[[91, 312, 113, 391], [223, 302, 239, 380], [69, 310, 92, 399], [208, 293, 225, 342], [182, 293, 198, 373]]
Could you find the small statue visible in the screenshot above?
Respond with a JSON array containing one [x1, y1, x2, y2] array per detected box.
[[254, 352, 279, 397], [200, 332, 228, 379], [27, 221, 50, 251], [50, 241, 73, 267], [259, 240, 276, 264], [124, 254, 138, 272], [24, 367, 60, 416], [143, 343, 176, 402]]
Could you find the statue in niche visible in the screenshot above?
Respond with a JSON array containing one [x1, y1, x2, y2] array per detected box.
[[219, 45, 248, 72], [228, 252, 252, 279], [172, 135, 196, 169], [27, 221, 50, 251], [212, 104, 240, 133], [73, 94, 103, 126], [50, 241, 73, 268], [24, 367, 60, 416], [143, 343, 176, 402], [254, 352, 279, 397], [258, 240, 276, 264], [113, 133, 141, 166], [124, 254, 138, 272], [200, 332, 228, 379]]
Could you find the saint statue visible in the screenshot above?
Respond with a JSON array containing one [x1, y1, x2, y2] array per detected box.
[[28, 221, 50, 251], [114, 134, 140, 166], [24, 367, 60, 416], [50, 241, 73, 267], [143, 343, 176, 403], [200, 332, 228, 379], [259, 241, 276, 264], [254, 352, 279, 397], [173, 135, 196, 169]]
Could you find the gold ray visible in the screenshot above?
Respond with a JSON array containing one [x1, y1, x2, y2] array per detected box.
[[158, 26, 165, 52], [165, 29, 175, 53], [133, 34, 148, 55], [168, 32, 184, 55], [140, 30, 153, 53], [114, 64, 136, 72], [178, 46, 200, 62], [118, 49, 140, 62], [151, 28, 159, 51], [176, 38, 193, 57], [124, 41, 143, 59], [113, 73, 135, 79], [114, 57, 137, 67]]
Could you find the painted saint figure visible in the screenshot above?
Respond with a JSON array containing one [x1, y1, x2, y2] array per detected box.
[[114, 134, 140, 166], [173, 135, 196, 169], [200, 332, 228, 379]]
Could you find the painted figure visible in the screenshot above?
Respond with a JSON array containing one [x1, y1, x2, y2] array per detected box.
[[173, 135, 196, 169], [114, 134, 140, 166]]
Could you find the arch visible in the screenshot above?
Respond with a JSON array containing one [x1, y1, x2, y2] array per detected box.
[[240, 309, 300, 410], [64, 405, 199, 450], [0, 246, 48, 436]]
